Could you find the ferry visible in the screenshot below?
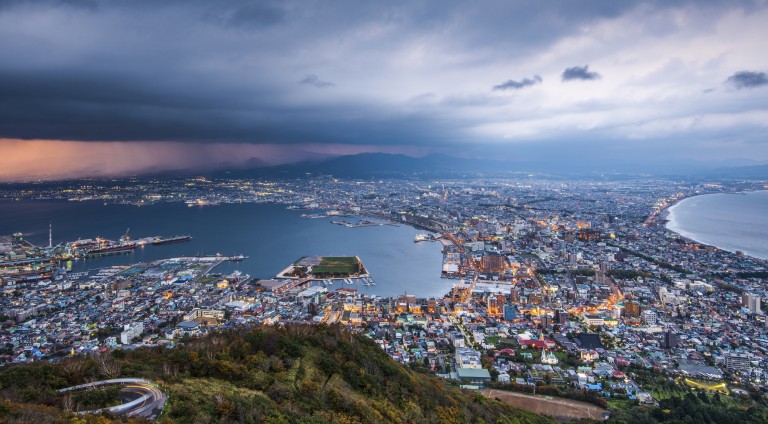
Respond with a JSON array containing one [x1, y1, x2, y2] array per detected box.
[[414, 233, 435, 242]]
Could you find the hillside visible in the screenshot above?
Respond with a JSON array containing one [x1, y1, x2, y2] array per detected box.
[[0, 324, 554, 424]]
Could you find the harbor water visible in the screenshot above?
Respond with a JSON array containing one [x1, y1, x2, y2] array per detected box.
[[0, 200, 450, 298]]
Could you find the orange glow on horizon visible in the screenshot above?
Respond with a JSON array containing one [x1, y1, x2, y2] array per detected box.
[[0, 139, 430, 181]]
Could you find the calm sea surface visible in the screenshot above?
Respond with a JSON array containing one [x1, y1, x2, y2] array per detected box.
[[666, 190, 768, 260], [0, 200, 450, 298]]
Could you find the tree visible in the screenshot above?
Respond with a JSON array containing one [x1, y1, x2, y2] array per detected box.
[[95, 353, 121, 379]]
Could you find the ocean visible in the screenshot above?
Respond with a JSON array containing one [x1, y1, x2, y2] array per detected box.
[[0, 200, 451, 298], [666, 190, 768, 260]]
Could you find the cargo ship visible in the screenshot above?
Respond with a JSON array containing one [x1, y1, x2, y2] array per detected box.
[[152, 235, 192, 245], [70, 238, 101, 249], [87, 242, 138, 255]]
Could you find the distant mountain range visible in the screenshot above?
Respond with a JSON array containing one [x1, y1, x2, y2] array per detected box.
[[707, 163, 768, 177], [7, 152, 765, 183], [215, 152, 768, 179], [216, 153, 528, 179]]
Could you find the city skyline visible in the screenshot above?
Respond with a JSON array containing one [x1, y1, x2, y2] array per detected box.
[[1, 0, 768, 179]]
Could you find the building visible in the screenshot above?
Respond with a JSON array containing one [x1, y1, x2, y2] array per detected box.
[[481, 253, 506, 274], [503, 305, 517, 321], [487, 294, 503, 316], [725, 353, 752, 375], [256, 279, 291, 295], [297, 286, 327, 307], [540, 314, 552, 329], [584, 314, 604, 326], [541, 348, 558, 365], [624, 301, 642, 318], [454, 367, 492, 387], [662, 331, 678, 349], [120, 322, 144, 345], [555, 308, 569, 324], [576, 333, 604, 350], [455, 347, 483, 369], [742, 293, 762, 314], [174, 321, 202, 337], [183, 308, 225, 323], [642, 309, 657, 325]]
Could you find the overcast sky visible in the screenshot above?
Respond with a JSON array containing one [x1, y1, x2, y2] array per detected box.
[[1, 0, 767, 179]]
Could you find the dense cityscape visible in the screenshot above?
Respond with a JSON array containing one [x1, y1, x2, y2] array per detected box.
[[2, 173, 768, 420], [2, 1, 768, 421]]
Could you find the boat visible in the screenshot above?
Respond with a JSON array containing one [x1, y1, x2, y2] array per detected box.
[[152, 235, 192, 245], [70, 238, 101, 249], [414, 233, 435, 242], [87, 242, 138, 255]]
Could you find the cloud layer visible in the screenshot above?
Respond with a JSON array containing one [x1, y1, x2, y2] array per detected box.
[[0, 0, 767, 176]]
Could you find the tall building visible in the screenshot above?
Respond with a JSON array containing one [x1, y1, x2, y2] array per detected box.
[[555, 308, 569, 324], [482, 253, 507, 274], [662, 331, 678, 349], [487, 294, 502, 316], [503, 305, 517, 321], [742, 293, 762, 314], [540, 314, 552, 329]]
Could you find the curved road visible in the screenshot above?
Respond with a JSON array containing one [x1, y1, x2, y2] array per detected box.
[[59, 378, 167, 420]]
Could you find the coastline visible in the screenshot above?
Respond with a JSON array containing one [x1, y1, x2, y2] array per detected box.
[[662, 190, 768, 261]]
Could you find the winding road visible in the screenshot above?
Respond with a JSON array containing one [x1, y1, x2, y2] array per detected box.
[[59, 378, 167, 420]]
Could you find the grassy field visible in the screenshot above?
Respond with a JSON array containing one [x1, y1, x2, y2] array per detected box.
[[196, 276, 217, 285], [310, 256, 364, 276]]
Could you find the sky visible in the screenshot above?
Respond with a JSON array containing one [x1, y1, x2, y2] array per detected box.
[[1, 0, 767, 179]]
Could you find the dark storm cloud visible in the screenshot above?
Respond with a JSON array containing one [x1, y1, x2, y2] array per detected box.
[[0, 0, 765, 164], [726, 71, 768, 89], [562, 65, 601, 81], [0, 0, 98, 10], [492, 75, 542, 91], [0, 67, 465, 145], [204, 1, 287, 28], [299, 75, 335, 88]]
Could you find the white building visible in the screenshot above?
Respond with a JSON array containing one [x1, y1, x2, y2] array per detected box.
[[120, 322, 144, 345], [455, 347, 482, 369], [642, 310, 657, 325]]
